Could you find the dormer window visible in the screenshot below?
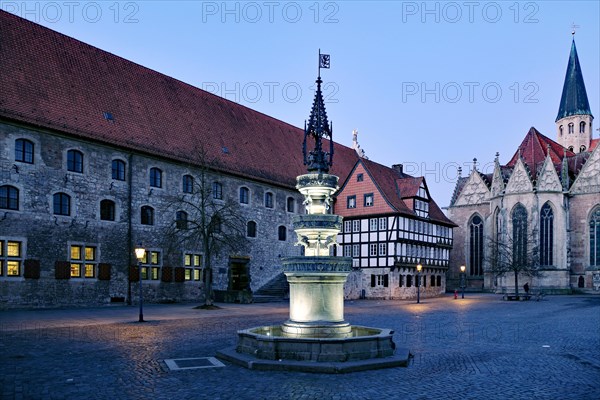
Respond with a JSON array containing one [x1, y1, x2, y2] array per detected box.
[[415, 199, 429, 218], [579, 121, 586, 133], [417, 183, 428, 200]]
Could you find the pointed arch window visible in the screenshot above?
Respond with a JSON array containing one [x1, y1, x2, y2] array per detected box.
[[512, 204, 528, 267], [540, 203, 554, 266], [590, 207, 600, 267], [579, 121, 586, 134], [469, 215, 484, 276]]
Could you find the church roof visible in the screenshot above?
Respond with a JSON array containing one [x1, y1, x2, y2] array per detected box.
[[0, 11, 357, 188], [555, 40, 593, 121], [507, 127, 575, 179]]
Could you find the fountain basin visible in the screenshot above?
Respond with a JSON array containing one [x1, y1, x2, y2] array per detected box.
[[235, 325, 396, 362]]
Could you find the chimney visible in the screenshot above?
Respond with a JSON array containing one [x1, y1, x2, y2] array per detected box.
[[392, 164, 403, 175]]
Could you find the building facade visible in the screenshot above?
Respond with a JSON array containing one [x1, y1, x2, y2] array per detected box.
[[335, 159, 456, 300], [447, 38, 600, 294]]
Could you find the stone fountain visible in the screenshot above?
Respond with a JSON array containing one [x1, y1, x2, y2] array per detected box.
[[217, 60, 409, 373]]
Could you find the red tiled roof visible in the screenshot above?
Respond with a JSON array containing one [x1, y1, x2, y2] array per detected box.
[[0, 11, 357, 187], [357, 159, 455, 226], [590, 138, 599, 152]]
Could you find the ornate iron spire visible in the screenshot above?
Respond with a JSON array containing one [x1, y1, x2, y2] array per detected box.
[[303, 51, 333, 173]]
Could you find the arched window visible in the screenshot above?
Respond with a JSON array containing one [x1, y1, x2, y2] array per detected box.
[[53, 193, 71, 216], [559, 125, 563, 137], [176, 211, 188, 229], [287, 197, 295, 213], [247, 221, 257, 238], [212, 182, 223, 200], [112, 159, 126, 181], [149, 168, 162, 188], [141, 206, 154, 225], [15, 139, 34, 164], [568, 123, 574, 134], [239, 187, 249, 204], [590, 207, 600, 266], [540, 203, 554, 266], [512, 204, 528, 267], [100, 199, 116, 221], [182, 175, 194, 193], [264, 192, 274, 208], [0, 185, 19, 210], [579, 121, 586, 133], [469, 215, 484, 276], [568, 146, 574, 152], [67, 150, 83, 173], [580, 145, 587, 153], [278, 226, 287, 241]]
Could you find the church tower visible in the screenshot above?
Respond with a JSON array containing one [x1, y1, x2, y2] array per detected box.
[[555, 38, 594, 153]]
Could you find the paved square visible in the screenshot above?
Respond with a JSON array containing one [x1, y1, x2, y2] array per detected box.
[[1, 294, 599, 399]]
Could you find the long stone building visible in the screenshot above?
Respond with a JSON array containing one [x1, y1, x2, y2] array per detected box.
[[447, 38, 600, 294], [0, 11, 453, 308]]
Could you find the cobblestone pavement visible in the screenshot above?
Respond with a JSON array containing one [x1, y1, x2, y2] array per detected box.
[[1, 294, 599, 400]]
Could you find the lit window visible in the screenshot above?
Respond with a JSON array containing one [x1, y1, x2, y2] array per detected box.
[[347, 196, 356, 209], [239, 187, 249, 204], [53, 193, 71, 216], [140, 250, 161, 280], [278, 226, 287, 241], [15, 139, 34, 164], [150, 168, 162, 188], [67, 150, 83, 173], [265, 192, 274, 208], [69, 244, 97, 278], [247, 221, 257, 238], [212, 182, 223, 200], [182, 175, 194, 194], [184, 253, 202, 281], [0, 240, 24, 277], [112, 160, 126, 181], [141, 206, 154, 225], [0, 186, 19, 210], [176, 211, 188, 229], [364, 193, 374, 207]]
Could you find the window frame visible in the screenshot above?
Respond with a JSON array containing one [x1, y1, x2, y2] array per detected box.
[[67, 149, 84, 173], [184, 253, 202, 281], [286, 197, 295, 213], [182, 175, 194, 194], [540, 203, 554, 266], [239, 187, 250, 205], [53, 192, 71, 216], [141, 205, 154, 225], [0, 239, 25, 278], [347, 195, 356, 209], [247, 221, 257, 238], [0, 185, 19, 211], [111, 159, 126, 181], [364, 193, 374, 207], [278, 225, 287, 241], [69, 243, 98, 279], [212, 182, 223, 200], [149, 167, 162, 188], [15, 139, 34, 164], [264, 192, 274, 209], [469, 214, 484, 276], [100, 199, 116, 221]]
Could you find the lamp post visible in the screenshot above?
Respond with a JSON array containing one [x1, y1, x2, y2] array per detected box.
[[460, 265, 466, 299], [416, 263, 422, 304], [134, 246, 146, 322]]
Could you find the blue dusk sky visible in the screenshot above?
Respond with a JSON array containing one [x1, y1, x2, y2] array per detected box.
[[4, 1, 599, 208]]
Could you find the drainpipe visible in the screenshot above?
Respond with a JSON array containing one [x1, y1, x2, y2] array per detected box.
[[127, 152, 133, 305]]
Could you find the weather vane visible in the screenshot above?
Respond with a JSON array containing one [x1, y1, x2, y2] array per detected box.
[[303, 50, 333, 173], [571, 22, 580, 36]]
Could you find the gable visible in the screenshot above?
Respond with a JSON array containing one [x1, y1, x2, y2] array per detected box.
[[505, 159, 533, 194], [335, 162, 396, 217], [453, 171, 491, 206], [490, 163, 505, 197], [570, 145, 600, 194], [536, 156, 562, 192]]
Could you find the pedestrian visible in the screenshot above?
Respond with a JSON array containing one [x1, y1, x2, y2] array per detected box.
[[524, 282, 530, 294]]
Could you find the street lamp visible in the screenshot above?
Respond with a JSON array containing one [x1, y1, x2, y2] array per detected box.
[[460, 265, 466, 299], [416, 263, 422, 304], [134, 245, 146, 322]]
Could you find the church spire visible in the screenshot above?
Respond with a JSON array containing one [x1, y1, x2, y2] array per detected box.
[[556, 39, 592, 122], [303, 51, 334, 173]]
